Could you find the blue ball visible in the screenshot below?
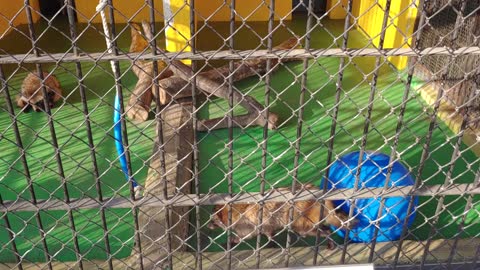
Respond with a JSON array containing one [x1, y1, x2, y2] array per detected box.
[[321, 151, 418, 243]]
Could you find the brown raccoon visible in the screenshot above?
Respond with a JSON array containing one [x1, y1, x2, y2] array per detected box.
[[16, 72, 63, 112], [208, 184, 357, 248]]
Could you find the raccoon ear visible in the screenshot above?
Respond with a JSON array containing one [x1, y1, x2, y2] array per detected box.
[[130, 22, 143, 33], [16, 95, 27, 108], [16, 95, 32, 112], [49, 74, 61, 88], [216, 207, 223, 221], [52, 87, 63, 103], [207, 220, 218, 230]]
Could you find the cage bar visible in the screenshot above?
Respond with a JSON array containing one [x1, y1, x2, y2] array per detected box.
[[226, 1, 235, 269], [419, 1, 469, 267], [104, 1, 144, 269], [0, 185, 22, 269], [446, 5, 480, 265], [286, 0, 315, 265], [65, 1, 114, 269], [317, 0, 353, 265], [447, 167, 480, 266], [24, 0, 83, 267], [391, 0, 431, 266], [146, 1, 173, 269], [0, 56, 52, 270], [255, 0, 275, 267], [367, 0, 420, 261], [189, 0, 203, 268], [341, 0, 392, 263], [472, 170, 480, 269], [4, 183, 480, 212], [1, 46, 480, 64]]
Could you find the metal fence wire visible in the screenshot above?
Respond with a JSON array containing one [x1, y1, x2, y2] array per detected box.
[[0, 0, 479, 269]]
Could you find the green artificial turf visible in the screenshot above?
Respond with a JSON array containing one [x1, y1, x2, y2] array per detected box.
[[0, 15, 478, 262]]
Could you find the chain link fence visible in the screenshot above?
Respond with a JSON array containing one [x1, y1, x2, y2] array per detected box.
[[0, 0, 479, 269]]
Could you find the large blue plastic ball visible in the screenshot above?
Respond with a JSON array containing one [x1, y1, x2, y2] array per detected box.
[[321, 151, 418, 243]]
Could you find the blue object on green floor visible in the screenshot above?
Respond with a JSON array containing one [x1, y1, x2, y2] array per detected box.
[[321, 151, 418, 243]]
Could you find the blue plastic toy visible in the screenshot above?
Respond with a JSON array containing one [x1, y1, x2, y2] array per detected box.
[[321, 151, 418, 243]]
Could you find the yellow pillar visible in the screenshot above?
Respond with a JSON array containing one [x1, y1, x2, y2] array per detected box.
[[386, 0, 418, 69], [163, 0, 192, 65], [350, 0, 419, 70]]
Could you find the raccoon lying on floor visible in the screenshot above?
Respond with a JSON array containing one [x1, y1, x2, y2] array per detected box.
[[208, 184, 358, 249], [16, 72, 63, 112]]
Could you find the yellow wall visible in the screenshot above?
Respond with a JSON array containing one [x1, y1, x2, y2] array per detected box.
[[326, 0, 348, 19], [0, 0, 40, 37], [173, 0, 293, 22], [234, 0, 292, 21], [74, 0, 293, 65], [75, 0, 165, 23], [327, 0, 419, 70], [75, 0, 292, 23], [193, 0, 231, 22]]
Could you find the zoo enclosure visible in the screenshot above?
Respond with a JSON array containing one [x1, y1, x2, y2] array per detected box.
[[0, 0, 479, 269]]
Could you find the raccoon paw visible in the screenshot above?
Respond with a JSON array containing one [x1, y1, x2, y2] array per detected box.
[[231, 235, 242, 244], [327, 239, 335, 250], [134, 185, 144, 198]]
